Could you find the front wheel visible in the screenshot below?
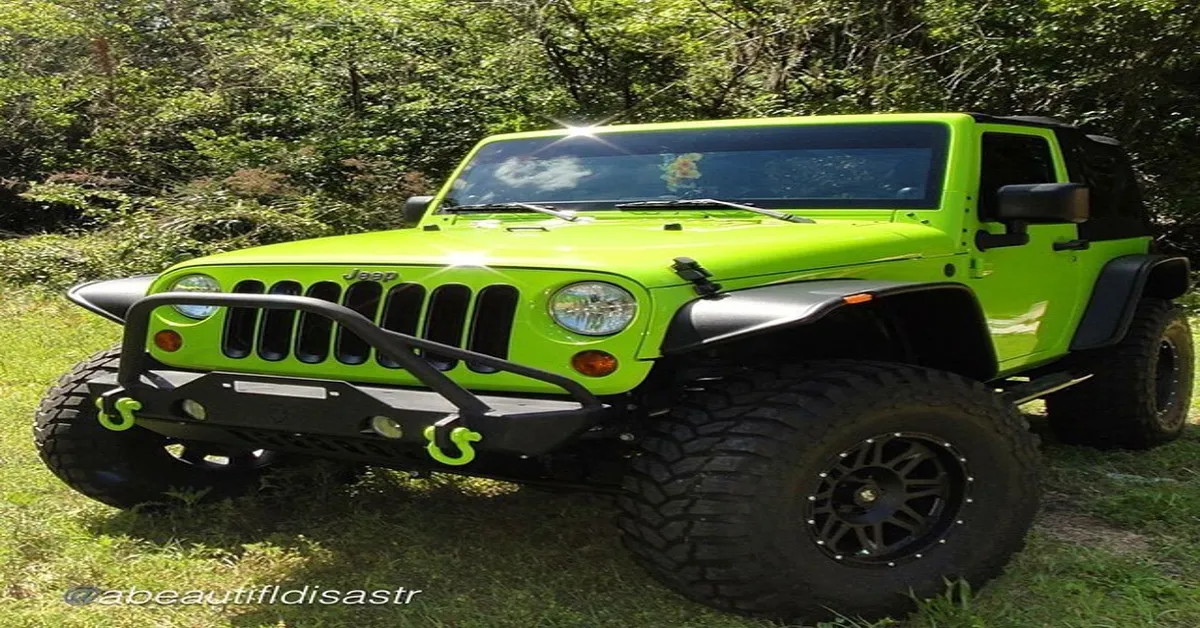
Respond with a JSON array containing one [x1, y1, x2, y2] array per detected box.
[[618, 362, 1040, 623], [34, 346, 360, 510]]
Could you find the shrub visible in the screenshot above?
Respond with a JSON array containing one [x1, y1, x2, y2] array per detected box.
[[0, 180, 370, 290]]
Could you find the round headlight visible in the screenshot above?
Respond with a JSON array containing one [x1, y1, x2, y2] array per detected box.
[[549, 282, 637, 336], [170, 274, 221, 319]]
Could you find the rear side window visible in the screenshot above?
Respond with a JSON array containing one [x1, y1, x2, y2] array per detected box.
[[1074, 138, 1145, 220], [1058, 131, 1151, 240], [978, 133, 1057, 220]]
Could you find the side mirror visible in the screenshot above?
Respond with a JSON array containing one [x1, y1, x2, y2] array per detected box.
[[996, 183, 1089, 224], [977, 183, 1089, 250], [403, 195, 435, 224]]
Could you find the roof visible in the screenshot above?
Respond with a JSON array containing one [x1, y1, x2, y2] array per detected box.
[[968, 113, 1078, 129], [481, 112, 1120, 145], [485, 112, 975, 141]]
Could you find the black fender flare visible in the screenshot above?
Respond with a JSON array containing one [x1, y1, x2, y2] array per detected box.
[[66, 275, 158, 323], [1070, 254, 1191, 350], [660, 279, 998, 380]]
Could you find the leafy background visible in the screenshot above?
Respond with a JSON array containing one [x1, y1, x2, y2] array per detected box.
[[1, 4, 1199, 626], [0, 0, 1197, 288]]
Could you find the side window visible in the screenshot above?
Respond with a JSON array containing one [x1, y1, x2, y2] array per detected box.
[[1077, 139, 1143, 220], [1063, 135, 1151, 240], [978, 133, 1057, 220]]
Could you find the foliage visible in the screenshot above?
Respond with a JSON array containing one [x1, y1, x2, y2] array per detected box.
[[0, 0, 1198, 282]]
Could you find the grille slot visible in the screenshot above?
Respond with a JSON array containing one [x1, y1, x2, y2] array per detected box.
[[466, 285, 520, 372], [294, 282, 342, 363], [222, 280, 265, 358], [216, 276, 519, 374], [257, 281, 302, 361], [335, 281, 383, 365], [377, 283, 426, 368], [421, 285, 472, 371]]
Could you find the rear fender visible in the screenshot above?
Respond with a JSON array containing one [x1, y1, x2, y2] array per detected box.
[[1071, 255, 1191, 350]]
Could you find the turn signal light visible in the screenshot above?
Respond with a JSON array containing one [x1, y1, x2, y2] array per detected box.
[[154, 329, 183, 352], [842, 293, 874, 305], [571, 350, 618, 377]]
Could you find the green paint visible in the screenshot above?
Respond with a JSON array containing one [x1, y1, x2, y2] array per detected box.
[[95, 397, 141, 431], [423, 425, 483, 466], [139, 113, 1148, 394]]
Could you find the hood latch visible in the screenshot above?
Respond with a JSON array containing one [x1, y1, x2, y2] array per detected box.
[[671, 257, 723, 297]]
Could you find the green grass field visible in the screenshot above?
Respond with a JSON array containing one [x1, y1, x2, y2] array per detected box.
[[2, 288, 1198, 628]]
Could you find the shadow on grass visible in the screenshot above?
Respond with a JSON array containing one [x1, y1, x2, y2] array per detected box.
[[79, 470, 754, 628]]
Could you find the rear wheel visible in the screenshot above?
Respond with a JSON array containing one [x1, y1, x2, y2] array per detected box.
[[1047, 299, 1193, 450], [618, 361, 1040, 623], [34, 346, 361, 509]]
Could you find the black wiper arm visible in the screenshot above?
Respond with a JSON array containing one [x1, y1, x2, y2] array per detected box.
[[615, 198, 813, 223], [441, 202, 579, 222]]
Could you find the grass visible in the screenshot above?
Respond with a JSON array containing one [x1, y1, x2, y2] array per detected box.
[[1, 287, 1199, 627]]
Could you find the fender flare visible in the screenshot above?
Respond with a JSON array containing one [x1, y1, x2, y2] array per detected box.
[[66, 275, 158, 323], [1070, 254, 1191, 351], [660, 279, 998, 380]]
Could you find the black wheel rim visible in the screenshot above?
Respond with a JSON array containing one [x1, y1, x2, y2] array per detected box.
[[804, 432, 970, 566], [1154, 338, 1182, 427]]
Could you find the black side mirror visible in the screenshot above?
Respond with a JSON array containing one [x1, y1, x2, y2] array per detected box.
[[403, 195, 435, 224], [996, 183, 1089, 223], [977, 183, 1089, 250]]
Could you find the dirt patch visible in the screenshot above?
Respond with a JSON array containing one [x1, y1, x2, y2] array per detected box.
[[1036, 504, 1152, 556]]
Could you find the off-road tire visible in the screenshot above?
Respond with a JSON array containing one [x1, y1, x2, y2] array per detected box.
[[617, 361, 1040, 623], [1046, 299, 1193, 450], [34, 346, 361, 509]]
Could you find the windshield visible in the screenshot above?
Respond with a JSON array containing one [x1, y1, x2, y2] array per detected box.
[[443, 122, 949, 212]]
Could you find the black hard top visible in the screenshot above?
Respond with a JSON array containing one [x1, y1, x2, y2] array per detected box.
[[969, 113, 1119, 145]]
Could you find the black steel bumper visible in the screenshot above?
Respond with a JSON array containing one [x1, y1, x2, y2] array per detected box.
[[90, 292, 613, 462]]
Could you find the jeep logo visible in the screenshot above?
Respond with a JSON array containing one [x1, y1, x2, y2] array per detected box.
[[342, 268, 399, 282]]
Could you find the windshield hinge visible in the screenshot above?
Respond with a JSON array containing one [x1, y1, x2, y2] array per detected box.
[[671, 257, 723, 297]]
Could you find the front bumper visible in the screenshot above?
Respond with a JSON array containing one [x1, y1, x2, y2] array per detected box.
[[91, 292, 613, 463]]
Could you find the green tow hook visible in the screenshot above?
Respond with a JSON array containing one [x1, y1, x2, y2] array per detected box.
[[95, 397, 141, 432], [423, 425, 483, 466]]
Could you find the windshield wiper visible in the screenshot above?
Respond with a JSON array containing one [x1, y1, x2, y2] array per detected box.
[[441, 202, 579, 222], [614, 198, 813, 224]]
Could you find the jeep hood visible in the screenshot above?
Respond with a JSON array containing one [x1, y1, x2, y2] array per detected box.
[[174, 218, 955, 288]]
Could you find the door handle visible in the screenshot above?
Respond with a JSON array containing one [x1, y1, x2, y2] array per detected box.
[[1053, 239, 1090, 252]]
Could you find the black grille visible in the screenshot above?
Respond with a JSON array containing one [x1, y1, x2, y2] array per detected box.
[[218, 279, 519, 373], [257, 281, 301, 361], [221, 280, 265, 358], [295, 282, 341, 363]]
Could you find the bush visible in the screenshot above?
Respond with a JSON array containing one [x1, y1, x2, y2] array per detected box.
[[0, 178, 410, 290]]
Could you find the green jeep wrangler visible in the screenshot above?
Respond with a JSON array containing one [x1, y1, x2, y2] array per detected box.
[[36, 113, 1193, 622]]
